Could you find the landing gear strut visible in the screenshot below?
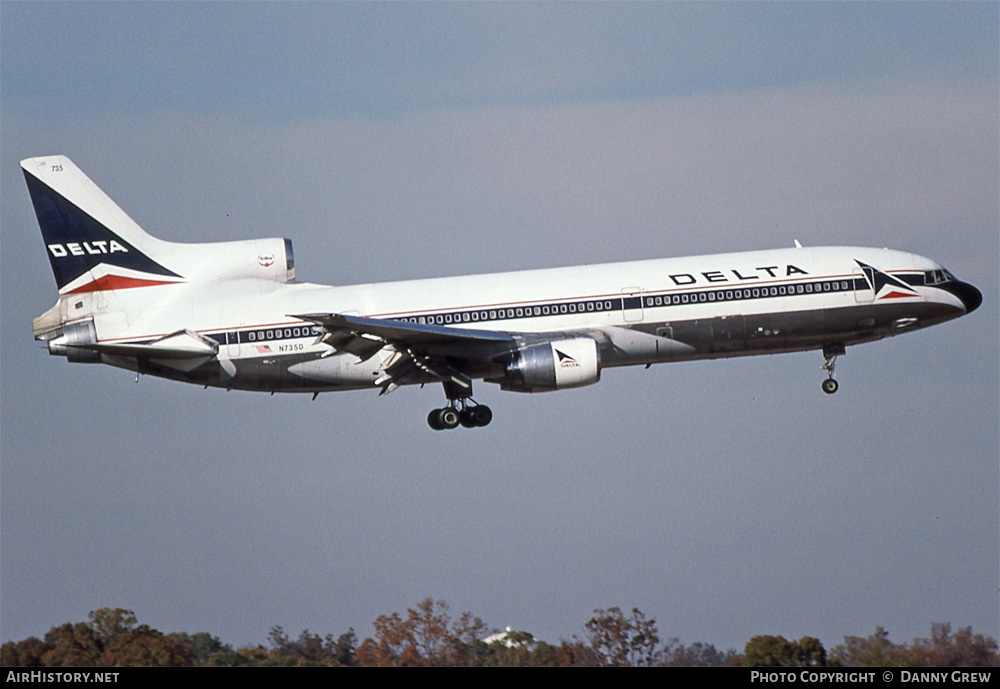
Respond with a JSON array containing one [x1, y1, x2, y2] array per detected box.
[[821, 345, 845, 394], [427, 381, 492, 430]]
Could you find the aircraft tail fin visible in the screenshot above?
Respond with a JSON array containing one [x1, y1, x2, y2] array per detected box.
[[21, 155, 183, 294]]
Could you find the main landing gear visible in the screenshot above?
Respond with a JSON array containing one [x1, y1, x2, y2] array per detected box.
[[427, 403, 493, 430], [427, 381, 493, 430], [821, 344, 845, 394]]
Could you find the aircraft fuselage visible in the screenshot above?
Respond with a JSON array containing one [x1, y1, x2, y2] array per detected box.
[[24, 155, 982, 428]]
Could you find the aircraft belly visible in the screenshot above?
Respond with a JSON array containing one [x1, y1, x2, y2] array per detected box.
[[287, 354, 380, 387], [605, 299, 963, 367], [121, 350, 340, 392], [598, 326, 695, 365]]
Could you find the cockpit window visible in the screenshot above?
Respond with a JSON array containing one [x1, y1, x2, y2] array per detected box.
[[924, 269, 951, 285]]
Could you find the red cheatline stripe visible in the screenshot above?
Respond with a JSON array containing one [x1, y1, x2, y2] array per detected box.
[[66, 275, 179, 293], [879, 290, 915, 300]]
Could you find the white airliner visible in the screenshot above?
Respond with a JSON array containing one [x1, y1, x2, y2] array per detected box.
[[23, 155, 982, 429]]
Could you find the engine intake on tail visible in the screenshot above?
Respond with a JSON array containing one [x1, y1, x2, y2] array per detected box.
[[205, 237, 295, 284]]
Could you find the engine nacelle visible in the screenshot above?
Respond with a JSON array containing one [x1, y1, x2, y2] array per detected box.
[[47, 319, 100, 363], [191, 237, 295, 284], [165, 237, 295, 285], [500, 337, 601, 393]]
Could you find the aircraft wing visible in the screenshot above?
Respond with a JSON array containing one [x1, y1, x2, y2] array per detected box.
[[293, 312, 515, 349], [291, 312, 517, 394]]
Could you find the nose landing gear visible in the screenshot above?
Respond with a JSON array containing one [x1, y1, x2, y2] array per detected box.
[[821, 344, 845, 394]]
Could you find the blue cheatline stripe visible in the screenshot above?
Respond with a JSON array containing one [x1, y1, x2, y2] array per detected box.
[[210, 275, 870, 345]]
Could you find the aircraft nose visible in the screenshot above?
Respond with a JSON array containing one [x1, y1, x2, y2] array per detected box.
[[953, 281, 983, 313]]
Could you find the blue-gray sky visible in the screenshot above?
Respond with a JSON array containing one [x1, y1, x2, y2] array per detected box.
[[2, 2, 997, 652]]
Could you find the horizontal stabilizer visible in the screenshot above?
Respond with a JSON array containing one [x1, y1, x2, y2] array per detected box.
[[74, 329, 219, 360]]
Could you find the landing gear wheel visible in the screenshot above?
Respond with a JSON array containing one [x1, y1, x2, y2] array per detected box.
[[820, 345, 844, 396], [469, 405, 492, 427], [427, 409, 444, 430], [431, 381, 492, 429], [438, 407, 461, 429], [428, 407, 461, 430], [459, 405, 493, 427]]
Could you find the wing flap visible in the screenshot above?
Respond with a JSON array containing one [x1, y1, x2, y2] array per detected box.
[[293, 312, 510, 392]]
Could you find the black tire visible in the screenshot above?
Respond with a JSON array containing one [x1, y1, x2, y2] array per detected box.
[[822, 378, 839, 394], [459, 409, 478, 428], [470, 405, 493, 427], [438, 407, 461, 429], [428, 409, 445, 430]]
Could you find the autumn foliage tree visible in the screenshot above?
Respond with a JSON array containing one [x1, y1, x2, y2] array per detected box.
[[828, 626, 897, 667], [830, 624, 999, 667], [3, 604, 995, 668], [255, 625, 357, 666], [585, 607, 662, 667], [742, 634, 827, 667], [354, 598, 486, 667], [1, 608, 194, 667], [662, 639, 740, 667]]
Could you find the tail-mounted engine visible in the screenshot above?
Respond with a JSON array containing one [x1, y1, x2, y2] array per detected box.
[[500, 337, 601, 393], [42, 319, 100, 363], [206, 237, 295, 284]]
